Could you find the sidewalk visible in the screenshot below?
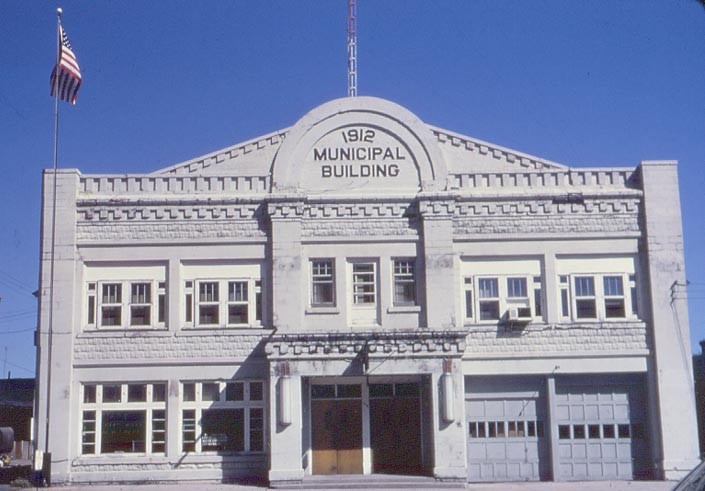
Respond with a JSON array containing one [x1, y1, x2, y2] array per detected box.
[[0, 481, 677, 491]]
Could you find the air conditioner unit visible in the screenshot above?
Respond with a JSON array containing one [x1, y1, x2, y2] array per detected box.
[[507, 307, 532, 322]]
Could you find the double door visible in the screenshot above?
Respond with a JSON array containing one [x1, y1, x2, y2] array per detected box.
[[310, 381, 423, 475]]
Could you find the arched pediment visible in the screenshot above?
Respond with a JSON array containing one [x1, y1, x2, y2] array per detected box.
[[271, 97, 448, 195]]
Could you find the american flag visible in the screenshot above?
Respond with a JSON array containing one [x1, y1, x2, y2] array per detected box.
[[50, 23, 82, 105]]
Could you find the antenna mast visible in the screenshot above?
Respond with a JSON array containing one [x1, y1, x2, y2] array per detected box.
[[347, 0, 357, 97]]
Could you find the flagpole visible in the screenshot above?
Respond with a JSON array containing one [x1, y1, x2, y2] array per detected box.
[[44, 6, 62, 457]]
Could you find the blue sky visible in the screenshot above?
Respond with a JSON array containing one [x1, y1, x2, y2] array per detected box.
[[1, 1, 704, 377]]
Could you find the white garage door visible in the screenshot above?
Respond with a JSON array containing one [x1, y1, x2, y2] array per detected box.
[[555, 378, 648, 480], [466, 377, 549, 482]]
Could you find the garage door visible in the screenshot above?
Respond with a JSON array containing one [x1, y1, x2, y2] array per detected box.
[[466, 377, 549, 482], [555, 377, 648, 480]]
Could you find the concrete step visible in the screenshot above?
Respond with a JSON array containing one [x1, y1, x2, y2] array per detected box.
[[295, 474, 465, 489]]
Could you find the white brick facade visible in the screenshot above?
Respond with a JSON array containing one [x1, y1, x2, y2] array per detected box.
[[35, 97, 699, 485]]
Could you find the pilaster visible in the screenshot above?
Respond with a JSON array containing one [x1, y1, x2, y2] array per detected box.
[[419, 196, 457, 329], [36, 169, 80, 482], [640, 161, 699, 479]]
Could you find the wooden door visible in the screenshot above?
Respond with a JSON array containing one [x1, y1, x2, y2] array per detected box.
[[311, 399, 363, 474], [370, 396, 422, 474]]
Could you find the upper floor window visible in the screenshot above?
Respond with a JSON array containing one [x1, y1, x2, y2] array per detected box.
[[87, 280, 165, 329], [560, 273, 637, 321], [85, 264, 167, 330], [310, 259, 335, 307], [461, 258, 543, 324], [185, 279, 261, 328], [466, 275, 539, 322], [352, 263, 376, 305], [392, 258, 416, 306]]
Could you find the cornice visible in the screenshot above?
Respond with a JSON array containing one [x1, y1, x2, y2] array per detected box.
[[429, 126, 568, 171], [153, 129, 290, 175], [266, 329, 468, 359]]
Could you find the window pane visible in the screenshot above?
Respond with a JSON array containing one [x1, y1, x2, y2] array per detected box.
[[182, 383, 195, 402], [228, 304, 249, 324], [202, 383, 220, 402], [574, 276, 595, 297], [605, 298, 625, 318], [603, 276, 624, 296], [199, 305, 219, 325], [506, 277, 527, 298], [478, 278, 498, 298], [82, 410, 96, 455], [352, 263, 376, 304], [225, 382, 244, 401], [311, 385, 335, 399], [152, 409, 166, 453], [479, 300, 500, 320], [369, 384, 393, 398], [249, 408, 264, 452], [102, 385, 121, 403], [337, 384, 361, 399], [101, 410, 146, 453], [101, 306, 121, 326], [102, 284, 121, 303], [312, 283, 334, 305], [152, 383, 166, 402], [249, 382, 263, 401], [131, 283, 151, 304], [182, 409, 196, 452], [130, 305, 151, 326], [83, 384, 96, 404], [576, 299, 597, 318], [464, 289, 473, 319], [127, 384, 147, 402], [202, 408, 244, 452], [560, 289, 569, 317], [199, 282, 218, 302], [558, 425, 571, 439], [228, 281, 248, 302]]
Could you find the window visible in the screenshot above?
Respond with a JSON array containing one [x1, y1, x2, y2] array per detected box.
[[228, 281, 249, 324], [180, 381, 265, 454], [101, 283, 122, 326], [560, 272, 637, 321], [352, 263, 376, 304], [184, 277, 262, 328], [86, 280, 165, 329], [311, 259, 335, 306], [574, 276, 596, 319], [198, 282, 220, 325], [478, 278, 500, 320], [80, 383, 167, 456], [465, 274, 541, 323], [392, 258, 416, 306], [603, 276, 625, 318]]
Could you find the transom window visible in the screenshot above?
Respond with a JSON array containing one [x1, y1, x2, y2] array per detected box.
[[81, 382, 167, 456], [180, 381, 265, 454], [310, 259, 335, 306], [392, 258, 417, 306]]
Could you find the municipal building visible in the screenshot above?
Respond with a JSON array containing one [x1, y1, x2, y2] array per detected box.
[[35, 97, 700, 485]]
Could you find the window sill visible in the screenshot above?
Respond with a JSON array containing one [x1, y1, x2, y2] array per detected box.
[[387, 305, 421, 314], [306, 306, 340, 315]]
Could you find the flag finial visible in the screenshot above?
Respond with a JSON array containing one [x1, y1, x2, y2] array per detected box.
[[57, 7, 62, 15]]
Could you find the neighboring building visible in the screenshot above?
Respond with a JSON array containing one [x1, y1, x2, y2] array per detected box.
[[0, 378, 34, 443], [34, 97, 699, 485], [693, 341, 705, 456]]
